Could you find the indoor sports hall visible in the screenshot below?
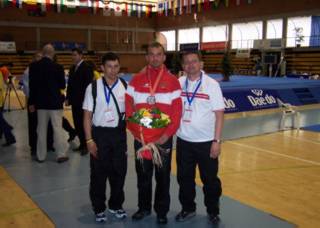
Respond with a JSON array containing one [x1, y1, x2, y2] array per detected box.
[[1, 0, 320, 227]]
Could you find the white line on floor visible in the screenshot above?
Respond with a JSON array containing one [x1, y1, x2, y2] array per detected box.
[[226, 141, 320, 166]]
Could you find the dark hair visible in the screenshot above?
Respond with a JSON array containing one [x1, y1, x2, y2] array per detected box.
[[71, 48, 83, 55], [146, 41, 165, 54], [181, 51, 202, 63], [101, 52, 120, 65]]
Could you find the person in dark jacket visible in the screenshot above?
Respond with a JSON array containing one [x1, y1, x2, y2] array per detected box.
[[29, 44, 68, 163], [66, 48, 93, 155]]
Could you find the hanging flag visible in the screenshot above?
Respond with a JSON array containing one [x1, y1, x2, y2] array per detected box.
[[137, 4, 142, 18], [65, 0, 76, 13], [224, 0, 229, 7], [178, 0, 183, 15], [91, 0, 99, 14], [26, 0, 45, 16], [158, 1, 164, 16], [114, 3, 122, 16], [103, 2, 111, 16], [12, 0, 23, 9], [164, 1, 168, 16], [172, 0, 176, 16], [212, 0, 220, 9], [236, 0, 241, 6], [248, 0, 252, 4], [204, 0, 210, 11], [141, 4, 146, 18], [78, 0, 89, 14], [123, 3, 128, 16], [131, 3, 137, 17], [25, 0, 38, 12], [197, 0, 201, 12], [41, 0, 51, 12], [145, 4, 152, 17], [55, 0, 65, 13], [186, 0, 191, 14], [168, 0, 172, 12], [0, 0, 10, 8]]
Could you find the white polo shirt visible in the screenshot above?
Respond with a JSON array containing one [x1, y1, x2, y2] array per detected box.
[[82, 78, 126, 128], [176, 72, 225, 142]]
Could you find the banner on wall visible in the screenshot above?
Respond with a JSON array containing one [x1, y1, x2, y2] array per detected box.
[[223, 88, 280, 113], [201, 41, 226, 51], [0, 41, 17, 53]]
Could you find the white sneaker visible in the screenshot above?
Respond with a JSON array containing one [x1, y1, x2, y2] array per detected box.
[[95, 212, 107, 222], [108, 209, 127, 219]]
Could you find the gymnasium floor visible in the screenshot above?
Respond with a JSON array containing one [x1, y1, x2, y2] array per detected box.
[[1, 108, 320, 228], [1, 75, 320, 228]]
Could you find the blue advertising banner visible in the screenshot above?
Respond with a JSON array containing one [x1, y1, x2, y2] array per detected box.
[[179, 43, 199, 52], [223, 89, 280, 113]]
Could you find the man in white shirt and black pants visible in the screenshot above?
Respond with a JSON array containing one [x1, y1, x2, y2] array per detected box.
[[83, 53, 127, 223], [175, 51, 225, 224]]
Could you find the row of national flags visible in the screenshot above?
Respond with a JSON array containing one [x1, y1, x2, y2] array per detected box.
[[0, 0, 156, 18], [158, 0, 253, 16], [0, 0, 253, 17]]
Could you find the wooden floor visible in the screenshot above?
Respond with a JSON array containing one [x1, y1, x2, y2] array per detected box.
[[186, 130, 320, 228], [0, 167, 54, 228]]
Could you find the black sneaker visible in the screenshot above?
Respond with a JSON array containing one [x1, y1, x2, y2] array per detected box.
[[175, 210, 196, 222], [157, 215, 168, 224], [132, 209, 151, 220], [208, 214, 220, 224]]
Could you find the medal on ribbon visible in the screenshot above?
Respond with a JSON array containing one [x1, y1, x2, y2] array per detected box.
[[146, 66, 164, 105], [146, 95, 156, 105]]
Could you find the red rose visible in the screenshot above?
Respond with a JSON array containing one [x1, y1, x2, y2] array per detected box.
[[140, 150, 152, 160]]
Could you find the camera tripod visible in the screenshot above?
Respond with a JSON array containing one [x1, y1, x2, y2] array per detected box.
[[2, 76, 24, 111]]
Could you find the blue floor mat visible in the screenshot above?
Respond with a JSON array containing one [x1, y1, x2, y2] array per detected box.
[[302, 124, 320, 132]]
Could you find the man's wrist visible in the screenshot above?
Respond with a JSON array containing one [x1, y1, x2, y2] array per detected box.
[[86, 138, 94, 144], [213, 139, 222, 144]]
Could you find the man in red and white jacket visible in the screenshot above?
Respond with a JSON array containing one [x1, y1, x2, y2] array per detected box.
[[125, 42, 182, 224]]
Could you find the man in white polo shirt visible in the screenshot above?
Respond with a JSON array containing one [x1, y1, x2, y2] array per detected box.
[[175, 51, 225, 224], [83, 52, 127, 223]]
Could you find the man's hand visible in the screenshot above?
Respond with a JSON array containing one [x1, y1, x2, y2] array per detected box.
[[87, 141, 98, 159], [210, 142, 221, 159], [155, 134, 169, 145], [29, 105, 36, 113]]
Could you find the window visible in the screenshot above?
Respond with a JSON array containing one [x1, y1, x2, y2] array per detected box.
[[202, 25, 229, 42], [287, 16, 311, 47], [232, 21, 263, 49], [178, 28, 200, 50], [160, 30, 176, 51], [267, 19, 283, 39]]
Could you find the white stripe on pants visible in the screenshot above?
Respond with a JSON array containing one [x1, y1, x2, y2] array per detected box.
[[37, 109, 67, 161]]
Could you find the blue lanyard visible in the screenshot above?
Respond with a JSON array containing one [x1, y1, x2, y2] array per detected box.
[[103, 79, 119, 105], [185, 73, 202, 106]]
